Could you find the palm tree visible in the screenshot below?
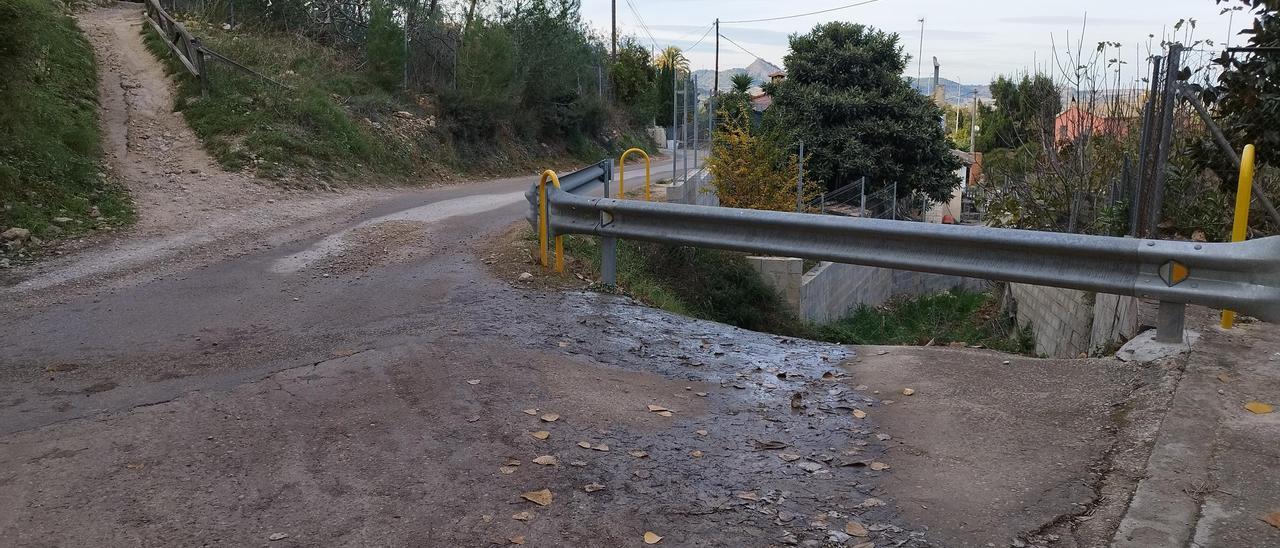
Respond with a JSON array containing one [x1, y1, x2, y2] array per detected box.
[[655, 46, 689, 75], [730, 73, 753, 93]]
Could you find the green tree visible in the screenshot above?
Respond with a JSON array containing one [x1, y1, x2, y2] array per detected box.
[[654, 46, 688, 126], [730, 73, 753, 93], [366, 0, 405, 91], [611, 38, 656, 124], [763, 22, 961, 200], [980, 74, 1061, 151], [1206, 0, 1280, 166]]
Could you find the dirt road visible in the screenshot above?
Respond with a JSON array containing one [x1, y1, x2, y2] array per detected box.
[[4, 3, 1252, 548]]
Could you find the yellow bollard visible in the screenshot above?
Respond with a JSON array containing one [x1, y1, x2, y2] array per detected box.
[[618, 148, 652, 201], [538, 170, 564, 272], [1222, 144, 1256, 329]]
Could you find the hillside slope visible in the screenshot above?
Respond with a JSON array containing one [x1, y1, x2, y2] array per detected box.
[[0, 0, 131, 260]]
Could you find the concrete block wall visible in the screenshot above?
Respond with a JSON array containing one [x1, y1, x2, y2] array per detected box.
[[662, 173, 719, 207], [748, 258, 990, 324], [1009, 283, 1139, 358], [799, 262, 892, 323], [745, 257, 803, 313]]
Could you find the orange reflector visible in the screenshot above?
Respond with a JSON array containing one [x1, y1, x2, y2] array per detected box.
[[1159, 260, 1190, 287]]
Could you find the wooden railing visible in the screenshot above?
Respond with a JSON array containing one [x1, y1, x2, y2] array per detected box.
[[143, 0, 207, 96]]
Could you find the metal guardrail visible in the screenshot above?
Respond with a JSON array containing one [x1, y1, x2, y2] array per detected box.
[[529, 162, 1280, 342]]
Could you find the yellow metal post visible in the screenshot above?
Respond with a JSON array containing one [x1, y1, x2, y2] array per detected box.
[[618, 148, 652, 201], [1222, 144, 1255, 329], [538, 170, 563, 272]]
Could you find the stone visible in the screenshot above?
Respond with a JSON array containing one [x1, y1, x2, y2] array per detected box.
[[1, 227, 30, 241], [51, 217, 73, 224], [518, 272, 534, 281], [88, 206, 101, 218]]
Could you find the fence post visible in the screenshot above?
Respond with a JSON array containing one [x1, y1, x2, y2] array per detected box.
[[1147, 44, 1182, 236], [796, 141, 805, 212], [892, 182, 898, 220], [193, 39, 208, 98], [860, 176, 866, 217]]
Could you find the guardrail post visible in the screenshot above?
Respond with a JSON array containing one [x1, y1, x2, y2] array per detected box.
[[1156, 301, 1186, 343], [601, 162, 617, 286]]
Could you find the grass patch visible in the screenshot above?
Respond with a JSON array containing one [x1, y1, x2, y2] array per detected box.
[[0, 0, 132, 252], [813, 289, 1035, 354], [561, 235, 808, 336]]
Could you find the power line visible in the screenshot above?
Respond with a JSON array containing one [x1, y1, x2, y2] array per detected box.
[[718, 32, 773, 66], [687, 23, 716, 51], [721, 0, 885, 25], [623, 0, 658, 49]]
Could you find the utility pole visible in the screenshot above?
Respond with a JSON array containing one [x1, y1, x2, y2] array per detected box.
[[916, 17, 924, 93], [611, 0, 617, 63], [682, 77, 689, 181], [713, 19, 720, 96], [969, 89, 977, 155], [692, 74, 700, 171], [675, 71, 686, 184]]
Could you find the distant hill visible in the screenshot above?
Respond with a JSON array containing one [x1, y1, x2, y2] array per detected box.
[[692, 58, 783, 93], [906, 76, 991, 104], [689, 60, 990, 105]]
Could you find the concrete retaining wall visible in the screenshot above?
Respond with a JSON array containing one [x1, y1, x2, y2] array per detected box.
[[662, 173, 718, 207], [747, 257, 989, 324], [1009, 283, 1140, 358]]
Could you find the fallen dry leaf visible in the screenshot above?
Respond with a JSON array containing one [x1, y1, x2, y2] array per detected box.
[[1217, 373, 1232, 383], [505, 457, 521, 466], [902, 388, 915, 396], [1263, 511, 1280, 529], [695, 391, 708, 397], [509, 536, 525, 545], [466, 379, 481, 385], [1245, 401, 1275, 414], [735, 491, 759, 501], [592, 443, 610, 452], [531, 431, 551, 440], [690, 450, 704, 458], [584, 482, 605, 492], [523, 409, 538, 416], [859, 497, 885, 508], [845, 521, 869, 537], [499, 466, 517, 474], [628, 450, 649, 458], [643, 531, 663, 544], [540, 413, 560, 422], [646, 404, 669, 412], [695, 429, 709, 436], [870, 461, 890, 471], [569, 460, 587, 467], [753, 440, 789, 450], [577, 441, 592, 449], [779, 453, 802, 462], [656, 411, 674, 417], [532, 455, 558, 466], [852, 409, 867, 419], [125, 463, 144, 470], [521, 489, 553, 506], [512, 511, 533, 521], [852, 543, 874, 548]]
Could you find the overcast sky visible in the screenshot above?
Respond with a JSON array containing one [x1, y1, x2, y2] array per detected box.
[[579, 0, 1246, 86]]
